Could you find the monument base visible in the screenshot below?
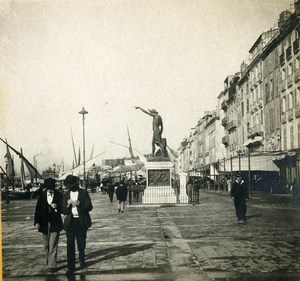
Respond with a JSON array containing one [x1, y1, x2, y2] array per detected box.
[[142, 161, 177, 204]]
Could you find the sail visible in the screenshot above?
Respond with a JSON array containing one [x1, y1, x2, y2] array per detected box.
[[5, 140, 15, 185], [20, 148, 26, 188], [0, 138, 42, 179], [127, 125, 134, 160]]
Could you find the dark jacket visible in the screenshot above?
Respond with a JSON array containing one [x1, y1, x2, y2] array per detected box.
[[62, 188, 93, 231], [116, 181, 128, 201], [231, 180, 249, 201], [34, 189, 63, 234]]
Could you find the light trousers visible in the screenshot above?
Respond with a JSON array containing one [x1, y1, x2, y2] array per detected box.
[[118, 201, 125, 212], [43, 230, 60, 269]]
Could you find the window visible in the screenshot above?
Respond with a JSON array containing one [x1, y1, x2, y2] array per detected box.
[[246, 98, 249, 113], [289, 92, 293, 109], [269, 108, 274, 132], [241, 101, 244, 116], [282, 96, 287, 113], [288, 63, 293, 76], [296, 88, 300, 105], [281, 68, 286, 80], [295, 56, 300, 69]]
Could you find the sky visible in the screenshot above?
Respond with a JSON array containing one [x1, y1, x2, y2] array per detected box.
[[0, 0, 294, 173]]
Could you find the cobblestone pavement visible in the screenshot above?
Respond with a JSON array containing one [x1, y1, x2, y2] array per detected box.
[[1, 191, 300, 281]]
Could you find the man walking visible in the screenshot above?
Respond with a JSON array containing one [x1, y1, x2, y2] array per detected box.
[[231, 174, 249, 223], [34, 178, 63, 273], [116, 177, 128, 213], [62, 175, 93, 278]]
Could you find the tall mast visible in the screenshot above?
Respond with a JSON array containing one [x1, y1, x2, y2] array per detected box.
[[127, 125, 134, 160], [70, 126, 78, 167]]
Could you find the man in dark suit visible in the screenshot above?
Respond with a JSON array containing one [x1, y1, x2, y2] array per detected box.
[[34, 178, 63, 273], [62, 175, 93, 278], [231, 174, 249, 223]]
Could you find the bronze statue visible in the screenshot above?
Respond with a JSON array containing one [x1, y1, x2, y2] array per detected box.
[[135, 106, 166, 157]]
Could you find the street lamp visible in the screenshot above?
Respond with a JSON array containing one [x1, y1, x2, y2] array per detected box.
[[237, 150, 242, 174], [79, 107, 88, 189]]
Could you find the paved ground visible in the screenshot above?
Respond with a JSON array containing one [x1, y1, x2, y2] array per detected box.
[[1, 191, 300, 281]]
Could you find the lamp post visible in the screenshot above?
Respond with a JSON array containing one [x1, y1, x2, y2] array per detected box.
[[237, 150, 242, 174], [79, 107, 88, 189], [4, 154, 10, 203]]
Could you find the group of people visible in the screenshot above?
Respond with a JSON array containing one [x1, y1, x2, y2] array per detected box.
[[34, 175, 93, 279], [106, 178, 128, 213]]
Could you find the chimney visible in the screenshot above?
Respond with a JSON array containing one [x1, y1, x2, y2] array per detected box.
[[278, 10, 292, 33]]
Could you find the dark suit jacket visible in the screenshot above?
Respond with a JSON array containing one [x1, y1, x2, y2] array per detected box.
[[34, 189, 63, 234], [62, 188, 93, 231]]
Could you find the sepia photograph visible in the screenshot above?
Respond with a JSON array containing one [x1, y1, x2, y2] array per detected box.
[[0, 0, 299, 280]]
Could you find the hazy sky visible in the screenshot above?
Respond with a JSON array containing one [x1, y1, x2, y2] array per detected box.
[[0, 0, 294, 172]]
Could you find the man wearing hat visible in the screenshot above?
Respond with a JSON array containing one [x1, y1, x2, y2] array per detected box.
[[135, 106, 165, 157], [231, 174, 249, 223], [34, 177, 63, 273], [62, 175, 93, 277]]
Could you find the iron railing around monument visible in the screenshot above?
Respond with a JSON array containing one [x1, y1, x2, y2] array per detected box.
[[128, 184, 195, 205]]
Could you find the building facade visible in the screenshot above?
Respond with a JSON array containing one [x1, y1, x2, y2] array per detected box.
[[176, 1, 300, 191]]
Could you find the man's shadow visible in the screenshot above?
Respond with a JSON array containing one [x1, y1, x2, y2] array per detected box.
[[56, 243, 155, 273]]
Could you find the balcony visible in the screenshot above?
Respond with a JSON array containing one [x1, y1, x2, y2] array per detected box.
[[221, 116, 228, 127], [221, 100, 228, 110], [294, 68, 300, 82], [288, 108, 294, 121], [226, 120, 237, 131], [222, 136, 229, 146], [293, 40, 299, 54], [296, 104, 300, 118], [281, 113, 287, 124]]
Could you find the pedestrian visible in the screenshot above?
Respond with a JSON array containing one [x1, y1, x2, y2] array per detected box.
[[107, 181, 114, 203], [34, 178, 63, 273], [227, 176, 232, 194], [62, 175, 93, 278], [186, 179, 193, 204], [231, 174, 249, 223], [116, 177, 128, 213]]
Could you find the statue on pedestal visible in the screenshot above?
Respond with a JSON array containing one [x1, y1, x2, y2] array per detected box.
[[135, 106, 167, 157]]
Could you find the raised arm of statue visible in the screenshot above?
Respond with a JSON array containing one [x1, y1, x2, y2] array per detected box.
[[134, 106, 153, 116]]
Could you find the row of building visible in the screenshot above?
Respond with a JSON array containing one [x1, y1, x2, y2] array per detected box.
[[175, 1, 300, 192]]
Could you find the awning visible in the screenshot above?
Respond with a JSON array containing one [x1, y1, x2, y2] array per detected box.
[[219, 154, 279, 172], [243, 136, 263, 147]]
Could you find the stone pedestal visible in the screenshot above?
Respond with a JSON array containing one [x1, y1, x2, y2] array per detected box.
[[142, 161, 177, 204]]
